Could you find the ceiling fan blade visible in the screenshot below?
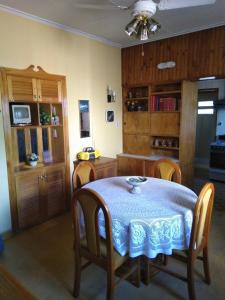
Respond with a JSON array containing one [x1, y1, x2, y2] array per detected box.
[[158, 0, 216, 10], [73, 3, 117, 10], [109, 1, 136, 9]]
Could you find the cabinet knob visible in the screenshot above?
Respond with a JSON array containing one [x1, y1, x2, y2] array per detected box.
[[38, 175, 43, 180]]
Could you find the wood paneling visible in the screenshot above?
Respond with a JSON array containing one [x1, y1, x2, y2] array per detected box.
[[188, 27, 225, 78], [122, 26, 225, 86]]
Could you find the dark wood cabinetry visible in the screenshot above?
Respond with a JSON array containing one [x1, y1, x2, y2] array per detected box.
[[0, 65, 70, 231], [15, 164, 66, 229], [117, 154, 178, 179], [73, 157, 117, 181], [121, 81, 197, 186]]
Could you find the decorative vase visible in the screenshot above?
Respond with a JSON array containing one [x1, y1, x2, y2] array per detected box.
[[29, 161, 37, 167]]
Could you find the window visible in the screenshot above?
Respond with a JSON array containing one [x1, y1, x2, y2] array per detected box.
[[198, 100, 214, 115]]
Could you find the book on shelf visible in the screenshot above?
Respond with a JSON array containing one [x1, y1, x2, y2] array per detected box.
[[150, 96, 179, 112]]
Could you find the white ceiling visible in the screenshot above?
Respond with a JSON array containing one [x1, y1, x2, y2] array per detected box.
[[0, 0, 225, 48]]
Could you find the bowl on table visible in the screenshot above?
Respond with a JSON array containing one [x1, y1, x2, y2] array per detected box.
[[126, 176, 148, 194]]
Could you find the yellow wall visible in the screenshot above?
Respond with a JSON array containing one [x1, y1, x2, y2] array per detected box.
[[0, 10, 122, 233]]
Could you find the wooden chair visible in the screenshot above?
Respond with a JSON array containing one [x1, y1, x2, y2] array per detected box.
[[145, 182, 215, 300], [151, 158, 182, 184], [73, 188, 140, 300], [72, 161, 97, 191]]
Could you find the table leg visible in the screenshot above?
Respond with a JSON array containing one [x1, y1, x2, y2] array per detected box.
[[142, 255, 166, 285]]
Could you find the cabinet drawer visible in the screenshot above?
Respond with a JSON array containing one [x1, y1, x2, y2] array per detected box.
[[150, 112, 180, 136]]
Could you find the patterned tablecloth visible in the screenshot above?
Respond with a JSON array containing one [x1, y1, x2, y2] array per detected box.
[[84, 177, 198, 259]]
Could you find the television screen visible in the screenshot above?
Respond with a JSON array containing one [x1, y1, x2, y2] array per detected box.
[[12, 105, 31, 124]]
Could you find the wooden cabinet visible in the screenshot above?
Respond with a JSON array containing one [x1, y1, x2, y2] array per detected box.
[[73, 157, 117, 181], [117, 154, 168, 178], [16, 170, 41, 229], [122, 81, 197, 186], [44, 166, 66, 219], [0, 65, 70, 231], [15, 164, 66, 229], [37, 79, 62, 103], [150, 112, 180, 136], [7, 76, 37, 102], [7, 69, 62, 103], [124, 112, 150, 134], [117, 155, 144, 176]]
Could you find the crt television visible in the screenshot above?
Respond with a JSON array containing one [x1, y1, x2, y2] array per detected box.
[[11, 105, 31, 124]]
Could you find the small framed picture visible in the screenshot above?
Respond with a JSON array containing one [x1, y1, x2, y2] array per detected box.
[[106, 110, 114, 122]]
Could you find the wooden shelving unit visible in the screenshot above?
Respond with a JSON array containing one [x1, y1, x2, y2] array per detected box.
[[121, 81, 197, 186], [0, 65, 70, 231]]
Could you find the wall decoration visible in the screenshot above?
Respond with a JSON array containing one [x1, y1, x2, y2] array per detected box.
[[107, 86, 116, 102], [79, 100, 90, 138], [106, 110, 115, 122]]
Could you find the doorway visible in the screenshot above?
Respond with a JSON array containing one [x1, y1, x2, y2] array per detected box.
[[195, 88, 217, 172]]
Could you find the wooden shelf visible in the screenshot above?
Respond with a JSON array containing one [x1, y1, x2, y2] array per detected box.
[[125, 110, 148, 113], [150, 111, 180, 113], [125, 97, 148, 101], [152, 146, 179, 151], [14, 161, 64, 173], [11, 125, 39, 128], [151, 90, 181, 96], [151, 134, 180, 138], [41, 124, 63, 127]]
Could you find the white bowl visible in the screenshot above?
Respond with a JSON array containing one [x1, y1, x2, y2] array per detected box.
[[126, 176, 147, 194]]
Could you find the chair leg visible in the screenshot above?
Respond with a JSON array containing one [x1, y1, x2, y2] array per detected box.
[[73, 254, 81, 297], [187, 259, 196, 300], [203, 247, 211, 284], [144, 257, 151, 285], [106, 269, 115, 300]]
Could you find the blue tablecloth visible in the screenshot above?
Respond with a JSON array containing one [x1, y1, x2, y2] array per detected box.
[[84, 177, 198, 259]]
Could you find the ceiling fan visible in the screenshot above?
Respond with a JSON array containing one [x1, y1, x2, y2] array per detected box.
[[74, 0, 217, 41]]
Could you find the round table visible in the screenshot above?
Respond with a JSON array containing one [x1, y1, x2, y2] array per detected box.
[[84, 176, 198, 259]]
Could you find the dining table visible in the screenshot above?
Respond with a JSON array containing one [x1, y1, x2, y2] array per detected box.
[[83, 176, 198, 259]]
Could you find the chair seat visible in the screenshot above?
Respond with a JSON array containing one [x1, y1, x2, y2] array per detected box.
[[81, 238, 128, 269]]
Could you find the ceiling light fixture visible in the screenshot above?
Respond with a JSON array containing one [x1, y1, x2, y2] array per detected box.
[[125, 16, 160, 40], [199, 76, 216, 81], [124, 1, 161, 41]]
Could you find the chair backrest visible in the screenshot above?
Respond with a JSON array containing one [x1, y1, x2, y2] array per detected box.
[[151, 159, 182, 184], [73, 188, 114, 262], [73, 161, 96, 190], [189, 182, 215, 253]]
